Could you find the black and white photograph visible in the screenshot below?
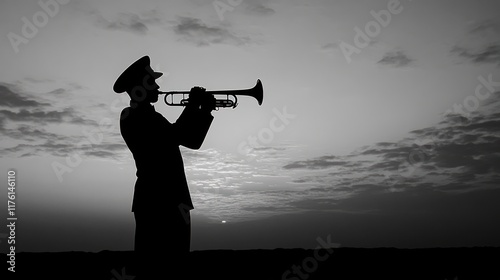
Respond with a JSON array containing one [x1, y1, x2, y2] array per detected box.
[[1, 0, 500, 279]]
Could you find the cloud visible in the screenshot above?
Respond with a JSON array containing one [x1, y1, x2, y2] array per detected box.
[[1, 138, 129, 159], [23, 77, 54, 84], [282, 91, 500, 196], [0, 82, 121, 159], [287, 198, 340, 211], [283, 155, 350, 170], [92, 10, 162, 35], [252, 146, 287, 152], [96, 14, 147, 34], [0, 83, 96, 126], [451, 44, 500, 65], [172, 17, 251, 46], [0, 125, 61, 142], [47, 88, 68, 95], [451, 19, 500, 66], [321, 42, 339, 51], [0, 108, 94, 125], [243, 1, 276, 16], [0, 84, 49, 108], [377, 50, 414, 67], [240, 206, 280, 213], [467, 19, 500, 37]]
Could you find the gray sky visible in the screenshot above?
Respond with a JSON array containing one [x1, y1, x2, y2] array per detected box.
[[1, 0, 500, 252]]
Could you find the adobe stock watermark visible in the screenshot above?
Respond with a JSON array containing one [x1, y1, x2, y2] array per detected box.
[[213, 0, 244, 21], [110, 267, 135, 280], [339, 0, 411, 64], [237, 106, 296, 156], [395, 73, 500, 180], [282, 234, 340, 280], [7, 0, 70, 54]]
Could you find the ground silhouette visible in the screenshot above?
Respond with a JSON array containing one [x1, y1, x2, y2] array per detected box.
[[3, 247, 499, 279]]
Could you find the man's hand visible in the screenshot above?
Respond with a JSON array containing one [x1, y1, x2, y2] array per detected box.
[[189, 86, 216, 112]]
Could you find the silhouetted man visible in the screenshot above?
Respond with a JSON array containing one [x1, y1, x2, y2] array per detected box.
[[113, 55, 215, 279]]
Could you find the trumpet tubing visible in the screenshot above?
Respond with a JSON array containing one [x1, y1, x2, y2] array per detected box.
[[160, 79, 263, 108]]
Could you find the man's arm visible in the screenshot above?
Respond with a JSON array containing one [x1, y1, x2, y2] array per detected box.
[[173, 106, 213, 149], [173, 87, 215, 149]]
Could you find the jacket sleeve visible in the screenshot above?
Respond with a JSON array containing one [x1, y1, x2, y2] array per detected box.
[[172, 106, 214, 149]]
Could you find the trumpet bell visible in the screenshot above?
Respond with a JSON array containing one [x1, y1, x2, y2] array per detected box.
[[253, 79, 263, 106]]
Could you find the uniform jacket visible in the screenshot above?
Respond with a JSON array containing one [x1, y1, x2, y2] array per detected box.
[[120, 102, 213, 212]]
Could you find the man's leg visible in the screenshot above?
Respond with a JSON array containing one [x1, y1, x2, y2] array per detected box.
[[134, 211, 160, 279], [167, 208, 191, 276], [134, 208, 191, 278], [134, 211, 145, 278]]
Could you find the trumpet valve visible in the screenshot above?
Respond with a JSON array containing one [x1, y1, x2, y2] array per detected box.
[[216, 99, 237, 108]]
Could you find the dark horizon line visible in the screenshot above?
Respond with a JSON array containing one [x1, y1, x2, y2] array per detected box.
[[5, 245, 500, 255]]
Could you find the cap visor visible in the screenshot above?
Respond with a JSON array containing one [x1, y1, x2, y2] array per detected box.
[[153, 72, 163, 79]]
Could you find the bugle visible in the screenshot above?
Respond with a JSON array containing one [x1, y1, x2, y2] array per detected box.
[[159, 79, 263, 108]]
